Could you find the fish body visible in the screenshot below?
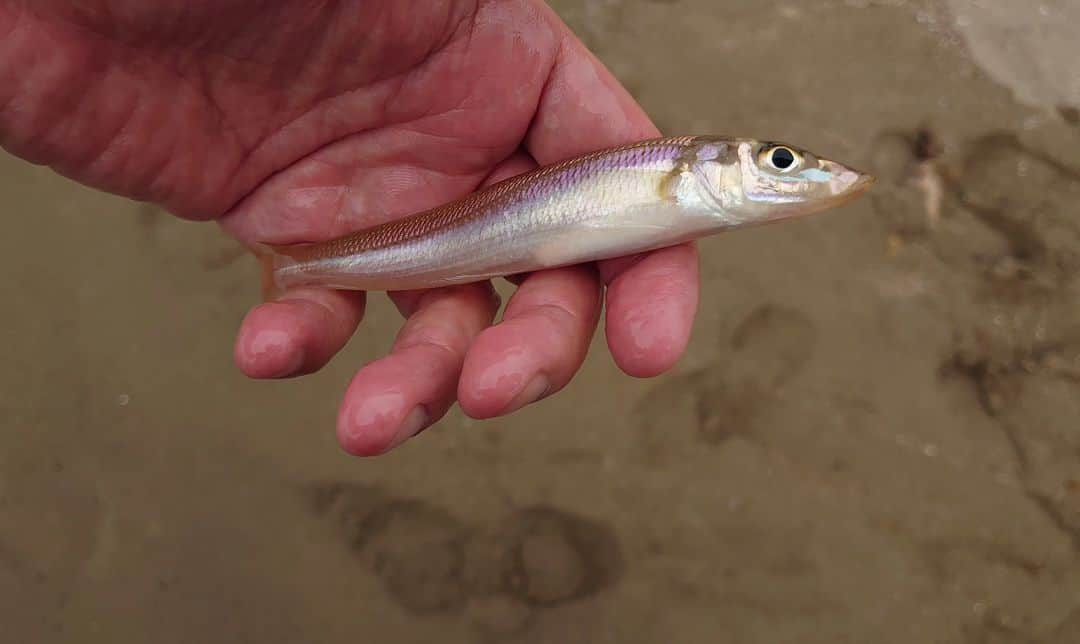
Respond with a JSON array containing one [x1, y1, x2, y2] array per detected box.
[[261, 136, 873, 293]]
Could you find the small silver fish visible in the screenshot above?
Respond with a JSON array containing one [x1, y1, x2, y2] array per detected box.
[[256, 136, 873, 294]]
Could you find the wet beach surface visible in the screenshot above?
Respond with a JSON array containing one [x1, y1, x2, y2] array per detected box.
[[2, 1, 1079, 642]]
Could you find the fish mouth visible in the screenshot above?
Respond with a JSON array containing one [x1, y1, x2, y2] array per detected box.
[[809, 157, 876, 207], [850, 173, 876, 193], [826, 168, 875, 208]]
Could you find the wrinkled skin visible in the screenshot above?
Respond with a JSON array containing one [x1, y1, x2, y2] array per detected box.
[[0, 0, 700, 455]]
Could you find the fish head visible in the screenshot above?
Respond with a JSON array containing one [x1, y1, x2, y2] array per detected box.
[[692, 138, 874, 225]]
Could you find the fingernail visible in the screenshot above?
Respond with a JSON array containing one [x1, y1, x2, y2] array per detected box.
[[386, 405, 429, 451], [503, 374, 550, 415]]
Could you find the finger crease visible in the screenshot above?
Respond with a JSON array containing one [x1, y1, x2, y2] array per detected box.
[[395, 336, 463, 365]]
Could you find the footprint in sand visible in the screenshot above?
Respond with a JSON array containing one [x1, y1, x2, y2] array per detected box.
[[307, 484, 624, 624], [498, 505, 623, 606], [308, 482, 468, 614], [356, 500, 470, 613], [636, 303, 817, 447]]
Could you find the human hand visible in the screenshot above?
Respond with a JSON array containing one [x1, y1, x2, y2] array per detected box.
[[0, 0, 699, 454]]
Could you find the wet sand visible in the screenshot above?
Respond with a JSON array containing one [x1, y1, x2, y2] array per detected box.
[[2, 1, 1079, 642]]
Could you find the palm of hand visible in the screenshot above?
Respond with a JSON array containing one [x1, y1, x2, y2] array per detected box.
[[0, 0, 699, 454]]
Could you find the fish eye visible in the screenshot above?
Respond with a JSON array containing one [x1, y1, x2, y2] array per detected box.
[[764, 146, 799, 172]]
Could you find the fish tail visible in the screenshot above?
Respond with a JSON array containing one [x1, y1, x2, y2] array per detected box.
[[247, 242, 284, 302]]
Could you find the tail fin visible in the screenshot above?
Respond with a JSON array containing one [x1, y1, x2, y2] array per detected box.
[[248, 242, 283, 301]]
